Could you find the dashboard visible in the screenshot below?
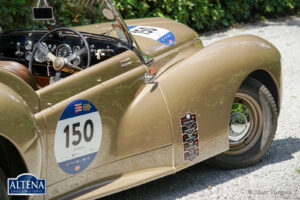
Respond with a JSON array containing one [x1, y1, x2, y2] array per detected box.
[[0, 30, 128, 79]]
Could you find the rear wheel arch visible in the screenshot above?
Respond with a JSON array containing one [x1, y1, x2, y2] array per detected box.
[[0, 136, 28, 179]]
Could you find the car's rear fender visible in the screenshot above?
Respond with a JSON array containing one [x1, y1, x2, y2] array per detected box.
[[0, 78, 43, 178], [155, 34, 281, 170], [0, 69, 40, 113]]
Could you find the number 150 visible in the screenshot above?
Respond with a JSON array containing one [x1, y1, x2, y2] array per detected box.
[[63, 120, 94, 148]]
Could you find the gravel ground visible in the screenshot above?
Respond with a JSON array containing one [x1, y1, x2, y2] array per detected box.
[[102, 16, 300, 200]]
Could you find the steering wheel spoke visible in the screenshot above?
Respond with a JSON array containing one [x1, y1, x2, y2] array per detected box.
[[47, 52, 57, 62], [65, 61, 83, 71], [66, 47, 86, 62]]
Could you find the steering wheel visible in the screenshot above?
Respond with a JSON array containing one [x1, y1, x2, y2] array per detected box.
[[29, 27, 91, 73]]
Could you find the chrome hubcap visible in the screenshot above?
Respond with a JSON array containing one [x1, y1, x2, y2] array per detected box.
[[229, 103, 252, 144], [225, 92, 263, 155]]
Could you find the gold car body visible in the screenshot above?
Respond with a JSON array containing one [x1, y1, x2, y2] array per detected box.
[[0, 7, 281, 200]]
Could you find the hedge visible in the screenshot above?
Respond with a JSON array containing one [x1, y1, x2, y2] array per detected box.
[[0, 0, 299, 33], [116, 0, 300, 31]]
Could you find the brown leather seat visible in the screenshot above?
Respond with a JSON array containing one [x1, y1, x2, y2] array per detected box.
[[0, 61, 38, 90]]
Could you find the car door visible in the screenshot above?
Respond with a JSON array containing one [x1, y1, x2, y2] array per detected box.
[[37, 50, 173, 199]]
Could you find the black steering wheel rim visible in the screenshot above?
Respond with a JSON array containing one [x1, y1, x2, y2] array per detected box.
[[29, 27, 91, 73]]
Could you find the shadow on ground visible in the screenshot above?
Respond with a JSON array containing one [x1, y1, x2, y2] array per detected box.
[[100, 137, 300, 200]]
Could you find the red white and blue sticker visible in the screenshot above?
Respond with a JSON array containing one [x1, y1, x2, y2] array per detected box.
[[128, 26, 175, 47], [54, 99, 102, 174]]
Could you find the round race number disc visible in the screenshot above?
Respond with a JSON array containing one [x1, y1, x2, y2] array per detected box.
[[54, 99, 102, 174]]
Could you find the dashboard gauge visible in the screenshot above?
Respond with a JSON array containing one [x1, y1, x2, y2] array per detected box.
[[56, 44, 72, 58], [25, 51, 32, 61], [34, 42, 48, 63], [25, 41, 33, 51]]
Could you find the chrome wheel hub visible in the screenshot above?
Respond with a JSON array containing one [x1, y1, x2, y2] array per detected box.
[[229, 103, 252, 144], [225, 92, 263, 155]]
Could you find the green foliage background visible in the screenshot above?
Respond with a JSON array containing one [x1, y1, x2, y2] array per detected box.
[[0, 0, 299, 32]]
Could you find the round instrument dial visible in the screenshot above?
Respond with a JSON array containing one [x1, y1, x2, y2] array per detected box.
[[25, 41, 33, 51], [34, 42, 48, 63], [25, 51, 32, 61], [56, 44, 72, 58]]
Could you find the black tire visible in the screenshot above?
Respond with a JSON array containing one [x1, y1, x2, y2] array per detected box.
[[0, 168, 10, 200], [207, 77, 278, 169]]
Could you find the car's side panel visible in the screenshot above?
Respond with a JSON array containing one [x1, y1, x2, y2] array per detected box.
[[155, 35, 281, 170], [44, 68, 173, 199], [37, 51, 173, 199]]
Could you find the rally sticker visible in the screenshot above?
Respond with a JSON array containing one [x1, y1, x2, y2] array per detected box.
[[54, 99, 102, 174], [120, 57, 132, 68], [180, 113, 199, 161], [184, 148, 199, 161], [128, 26, 175, 47]]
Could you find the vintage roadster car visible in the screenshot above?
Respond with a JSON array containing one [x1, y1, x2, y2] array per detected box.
[[0, 0, 281, 199]]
